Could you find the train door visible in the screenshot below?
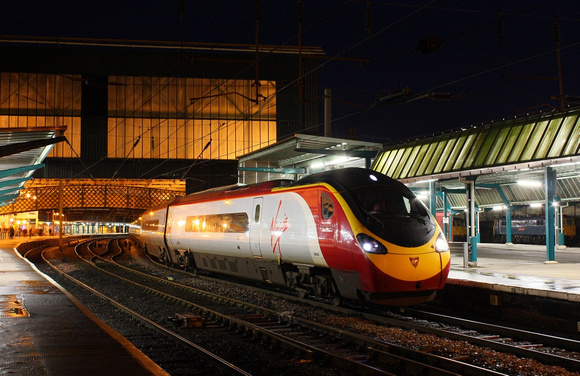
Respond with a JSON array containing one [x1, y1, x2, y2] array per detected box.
[[250, 197, 263, 257], [164, 206, 174, 247], [318, 190, 339, 265]]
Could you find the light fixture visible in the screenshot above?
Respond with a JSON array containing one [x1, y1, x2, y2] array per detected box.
[[311, 157, 350, 170], [416, 192, 429, 200], [518, 180, 542, 187], [331, 156, 349, 165]]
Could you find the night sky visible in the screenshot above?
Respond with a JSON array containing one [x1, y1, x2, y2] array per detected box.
[[3, 1, 580, 143]]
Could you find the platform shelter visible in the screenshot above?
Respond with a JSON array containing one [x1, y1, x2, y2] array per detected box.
[[372, 107, 580, 265]]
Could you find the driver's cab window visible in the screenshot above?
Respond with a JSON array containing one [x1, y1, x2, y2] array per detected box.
[[321, 192, 334, 219]]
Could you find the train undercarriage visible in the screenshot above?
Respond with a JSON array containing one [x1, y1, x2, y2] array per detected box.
[[143, 243, 439, 307], [149, 245, 345, 305]]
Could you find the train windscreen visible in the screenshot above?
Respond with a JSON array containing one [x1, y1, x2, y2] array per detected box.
[[353, 186, 436, 247]]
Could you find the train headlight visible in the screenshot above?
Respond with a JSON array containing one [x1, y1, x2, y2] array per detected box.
[[356, 234, 388, 254], [435, 233, 449, 253]]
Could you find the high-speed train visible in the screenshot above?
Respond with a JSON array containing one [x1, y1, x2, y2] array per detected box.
[[139, 168, 450, 306]]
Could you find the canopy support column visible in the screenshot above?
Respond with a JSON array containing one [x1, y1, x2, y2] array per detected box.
[[544, 167, 557, 263], [463, 177, 479, 266], [429, 180, 436, 217]]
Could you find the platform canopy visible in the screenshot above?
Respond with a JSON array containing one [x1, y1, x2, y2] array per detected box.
[[237, 133, 383, 184], [0, 127, 66, 208], [372, 107, 580, 209]]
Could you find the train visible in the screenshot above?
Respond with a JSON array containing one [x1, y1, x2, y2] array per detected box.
[[435, 213, 467, 242], [493, 216, 577, 244], [436, 213, 577, 245], [139, 168, 451, 306]]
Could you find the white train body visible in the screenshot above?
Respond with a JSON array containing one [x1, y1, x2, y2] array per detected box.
[[166, 191, 328, 267]]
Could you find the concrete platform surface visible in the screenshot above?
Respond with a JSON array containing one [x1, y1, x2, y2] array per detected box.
[[449, 242, 580, 301], [0, 239, 166, 376]]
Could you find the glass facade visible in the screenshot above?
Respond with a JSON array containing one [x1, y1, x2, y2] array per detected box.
[[0, 72, 81, 158], [0, 73, 277, 161], [107, 76, 277, 160]]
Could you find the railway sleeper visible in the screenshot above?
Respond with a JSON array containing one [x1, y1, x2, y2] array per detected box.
[[167, 313, 207, 328], [476, 335, 501, 340], [518, 343, 545, 349], [232, 313, 269, 323]]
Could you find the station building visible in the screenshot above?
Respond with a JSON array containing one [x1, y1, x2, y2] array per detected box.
[[0, 35, 322, 233]]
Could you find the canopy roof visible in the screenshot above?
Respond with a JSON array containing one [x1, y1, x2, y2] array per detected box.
[[0, 127, 66, 208], [372, 108, 580, 182]]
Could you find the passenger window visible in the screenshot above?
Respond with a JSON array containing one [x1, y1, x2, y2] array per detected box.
[[321, 192, 334, 219], [254, 204, 261, 223], [185, 214, 248, 233], [233, 213, 249, 232]]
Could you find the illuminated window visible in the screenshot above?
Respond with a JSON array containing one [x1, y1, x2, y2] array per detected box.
[[185, 213, 248, 233], [142, 219, 160, 231], [0, 72, 279, 162], [107, 76, 277, 160], [0, 73, 82, 157]]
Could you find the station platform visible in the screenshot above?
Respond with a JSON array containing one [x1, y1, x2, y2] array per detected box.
[[0, 239, 166, 376], [448, 242, 580, 302]]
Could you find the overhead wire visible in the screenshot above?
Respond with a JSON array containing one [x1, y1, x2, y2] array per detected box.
[[80, 1, 579, 181], [109, 1, 358, 180], [135, 0, 433, 178], [331, 1, 580, 128]]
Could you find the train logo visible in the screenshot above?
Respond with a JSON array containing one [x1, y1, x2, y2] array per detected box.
[[270, 200, 290, 256]]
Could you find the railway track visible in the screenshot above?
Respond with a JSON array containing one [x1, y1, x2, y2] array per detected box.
[[388, 308, 580, 368], [25, 236, 580, 375], [30, 240, 253, 376], [31, 238, 486, 375], [118, 240, 528, 375], [122, 237, 580, 375], [94, 239, 508, 375]]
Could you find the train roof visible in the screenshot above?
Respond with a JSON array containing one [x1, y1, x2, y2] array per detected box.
[[170, 179, 295, 207], [170, 168, 408, 207], [294, 167, 408, 191], [144, 168, 411, 213]]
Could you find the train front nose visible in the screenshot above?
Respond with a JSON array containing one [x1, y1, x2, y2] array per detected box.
[[359, 229, 450, 294]]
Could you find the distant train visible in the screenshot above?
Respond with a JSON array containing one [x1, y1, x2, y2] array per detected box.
[[435, 213, 466, 242], [493, 216, 577, 244], [139, 168, 450, 306]]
